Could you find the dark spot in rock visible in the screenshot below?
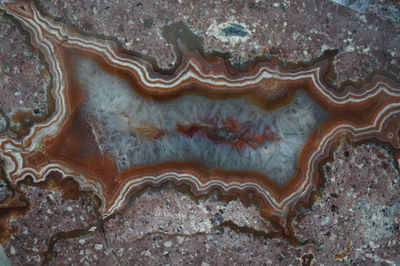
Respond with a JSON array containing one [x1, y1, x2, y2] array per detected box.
[[344, 151, 349, 157], [82, 20, 93, 32], [136, 2, 143, 7], [331, 204, 339, 213], [158, 226, 168, 233], [220, 23, 248, 37], [210, 212, 223, 225], [216, 213, 223, 223], [301, 253, 314, 266], [330, 193, 338, 198], [270, 46, 280, 55], [248, 1, 255, 9], [143, 18, 153, 28], [206, 206, 211, 212], [33, 109, 40, 115], [383, 163, 388, 169]]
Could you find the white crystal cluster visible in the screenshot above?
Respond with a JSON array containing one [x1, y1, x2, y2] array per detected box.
[[75, 57, 327, 185]]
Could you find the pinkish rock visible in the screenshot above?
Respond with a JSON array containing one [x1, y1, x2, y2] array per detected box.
[[101, 226, 316, 265], [3, 182, 98, 265], [0, 12, 50, 133], [0, 0, 399, 264], [104, 187, 275, 257], [50, 232, 116, 265], [294, 143, 400, 264], [38, 0, 399, 84]]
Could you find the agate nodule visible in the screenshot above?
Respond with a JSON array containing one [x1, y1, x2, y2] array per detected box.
[[1, 1, 399, 227]]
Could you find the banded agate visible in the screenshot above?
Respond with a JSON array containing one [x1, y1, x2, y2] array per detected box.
[[1, 1, 399, 226], [75, 57, 327, 185]]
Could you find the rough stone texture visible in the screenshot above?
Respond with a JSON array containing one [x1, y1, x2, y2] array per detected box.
[[103, 188, 277, 263], [2, 183, 98, 265], [105, 188, 275, 240], [294, 143, 400, 264], [102, 227, 315, 265], [0, 0, 400, 265], [0, 12, 50, 129], [100, 143, 397, 265], [38, 0, 400, 84], [1, 142, 398, 265], [76, 143, 393, 265], [50, 232, 116, 265]]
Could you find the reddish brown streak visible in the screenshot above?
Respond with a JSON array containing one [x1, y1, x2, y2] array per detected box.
[[177, 117, 276, 149]]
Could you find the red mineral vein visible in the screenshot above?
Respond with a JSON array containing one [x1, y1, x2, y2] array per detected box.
[[0, 1, 399, 229], [177, 117, 276, 149]]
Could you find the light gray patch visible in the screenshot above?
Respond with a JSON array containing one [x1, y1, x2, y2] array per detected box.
[[0, 245, 11, 266]]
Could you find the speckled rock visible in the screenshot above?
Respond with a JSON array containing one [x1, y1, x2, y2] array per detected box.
[[2, 182, 98, 265], [1, 0, 400, 264], [0, 12, 50, 132], [38, 0, 400, 84], [101, 226, 317, 265], [1, 144, 399, 264], [50, 232, 116, 265], [294, 142, 400, 265], [99, 143, 399, 265], [104, 187, 276, 262]]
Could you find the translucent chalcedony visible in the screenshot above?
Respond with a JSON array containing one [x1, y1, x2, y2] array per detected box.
[[75, 57, 328, 185], [1, 1, 399, 225]]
